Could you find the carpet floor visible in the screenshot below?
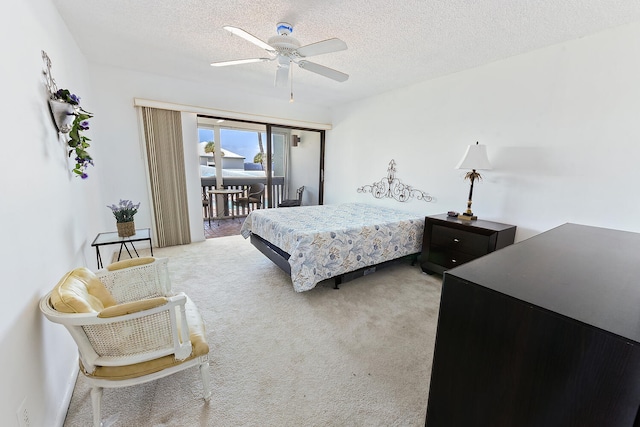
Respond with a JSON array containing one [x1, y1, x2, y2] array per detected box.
[[63, 235, 442, 426]]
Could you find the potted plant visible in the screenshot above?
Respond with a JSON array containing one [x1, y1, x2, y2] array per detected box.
[[107, 199, 140, 237], [50, 89, 94, 179], [42, 51, 94, 179]]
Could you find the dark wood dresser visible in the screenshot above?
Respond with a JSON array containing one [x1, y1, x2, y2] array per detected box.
[[420, 214, 516, 275], [425, 223, 640, 426]]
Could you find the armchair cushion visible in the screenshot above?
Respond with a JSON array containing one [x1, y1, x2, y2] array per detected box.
[[51, 267, 116, 313], [82, 352, 199, 381]]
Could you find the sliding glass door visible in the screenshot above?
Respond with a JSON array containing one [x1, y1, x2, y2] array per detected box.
[[198, 118, 268, 217], [269, 126, 322, 207], [197, 117, 324, 219]]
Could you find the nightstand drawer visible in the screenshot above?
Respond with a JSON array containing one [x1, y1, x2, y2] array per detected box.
[[428, 248, 478, 269], [431, 225, 490, 256]]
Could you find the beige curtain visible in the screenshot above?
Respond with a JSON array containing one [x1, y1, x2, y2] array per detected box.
[[141, 107, 191, 247]]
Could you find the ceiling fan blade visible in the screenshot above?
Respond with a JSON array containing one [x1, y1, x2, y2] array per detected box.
[[223, 26, 276, 53], [211, 58, 271, 67], [274, 65, 289, 87], [297, 60, 349, 82], [296, 38, 347, 58]]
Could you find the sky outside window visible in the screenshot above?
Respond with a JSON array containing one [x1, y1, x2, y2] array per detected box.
[[198, 128, 265, 163]]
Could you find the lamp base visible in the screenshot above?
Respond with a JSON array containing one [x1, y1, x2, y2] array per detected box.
[[458, 213, 477, 221]]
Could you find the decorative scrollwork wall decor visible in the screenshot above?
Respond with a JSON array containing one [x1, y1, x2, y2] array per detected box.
[[42, 51, 58, 96], [357, 160, 434, 203]]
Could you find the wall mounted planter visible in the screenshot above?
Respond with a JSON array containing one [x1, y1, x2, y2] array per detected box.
[[48, 99, 75, 133]]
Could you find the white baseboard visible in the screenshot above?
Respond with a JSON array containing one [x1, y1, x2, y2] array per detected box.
[[52, 359, 79, 427]]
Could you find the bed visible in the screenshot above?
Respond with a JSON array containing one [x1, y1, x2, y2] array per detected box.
[[240, 203, 424, 292]]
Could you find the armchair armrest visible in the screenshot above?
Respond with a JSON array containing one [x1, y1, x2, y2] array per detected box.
[[98, 297, 168, 318], [40, 292, 193, 372]]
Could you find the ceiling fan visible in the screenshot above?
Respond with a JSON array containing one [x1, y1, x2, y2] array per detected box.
[[211, 22, 349, 87]]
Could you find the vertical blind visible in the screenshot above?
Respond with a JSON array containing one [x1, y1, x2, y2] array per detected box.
[[141, 107, 191, 247]]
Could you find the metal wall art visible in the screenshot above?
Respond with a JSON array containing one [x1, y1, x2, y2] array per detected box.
[[357, 160, 434, 203]]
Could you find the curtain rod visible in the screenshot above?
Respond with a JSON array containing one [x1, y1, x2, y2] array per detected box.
[[133, 98, 332, 130]]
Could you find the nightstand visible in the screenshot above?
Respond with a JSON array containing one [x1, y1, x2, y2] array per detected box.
[[420, 214, 516, 275]]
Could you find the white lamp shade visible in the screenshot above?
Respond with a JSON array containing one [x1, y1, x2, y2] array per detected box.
[[456, 143, 492, 170]]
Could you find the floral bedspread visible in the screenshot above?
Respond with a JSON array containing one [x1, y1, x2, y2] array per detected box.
[[240, 203, 424, 292]]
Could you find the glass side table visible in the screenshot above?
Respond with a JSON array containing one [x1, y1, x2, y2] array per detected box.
[[91, 228, 153, 269]]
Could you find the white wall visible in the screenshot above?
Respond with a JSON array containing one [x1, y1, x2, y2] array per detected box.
[[0, 0, 108, 425], [327, 21, 640, 241], [289, 130, 321, 205]]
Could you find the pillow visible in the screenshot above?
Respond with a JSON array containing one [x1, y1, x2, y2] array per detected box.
[[51, 267, 116, 313]]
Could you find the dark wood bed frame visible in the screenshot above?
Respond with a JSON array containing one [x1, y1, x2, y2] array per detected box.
[[250, 233, 419, 289]]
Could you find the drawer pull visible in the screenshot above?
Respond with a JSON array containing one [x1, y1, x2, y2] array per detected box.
[[451, 259, 457, 263], [453, 238, 460, 243]]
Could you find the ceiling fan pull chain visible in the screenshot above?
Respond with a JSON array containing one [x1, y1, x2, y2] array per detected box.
[[290, 63, 294, 103]]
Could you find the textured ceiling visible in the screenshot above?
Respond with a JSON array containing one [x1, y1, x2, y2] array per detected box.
[[52, 0, 640, 108]]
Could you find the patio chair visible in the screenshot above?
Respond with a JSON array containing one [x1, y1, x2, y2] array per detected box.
[[278, 186, 305, 207], [39, 257, 211, 427], [203, 190, 211, 225], [235, 183, 265, 212]]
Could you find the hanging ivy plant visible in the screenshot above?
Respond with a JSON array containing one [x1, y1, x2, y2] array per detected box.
[[51, 89, 94, 179], [43, 51, 95, 179]]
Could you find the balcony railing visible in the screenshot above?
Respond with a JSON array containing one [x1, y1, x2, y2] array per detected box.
[[201, 176, 286, 220]]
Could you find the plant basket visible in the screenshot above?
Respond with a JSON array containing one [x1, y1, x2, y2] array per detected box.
[[116, 221, 135, 237]]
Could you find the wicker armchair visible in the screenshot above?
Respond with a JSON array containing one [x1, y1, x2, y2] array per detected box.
[[40, 257, 211, 427], [235, 183, 265, 212]]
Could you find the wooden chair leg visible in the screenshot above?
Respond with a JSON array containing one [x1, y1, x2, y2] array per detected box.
[[199, 358, 212, 400], [91, 386, 103, 427]]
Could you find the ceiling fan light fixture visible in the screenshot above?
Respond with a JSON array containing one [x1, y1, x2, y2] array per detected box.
[[275, 61, 289, 87], [267, 34, 301, 51], [277, 56, 290, 67]]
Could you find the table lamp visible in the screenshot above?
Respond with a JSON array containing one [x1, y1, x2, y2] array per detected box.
[[455, 141, 492, 220]]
